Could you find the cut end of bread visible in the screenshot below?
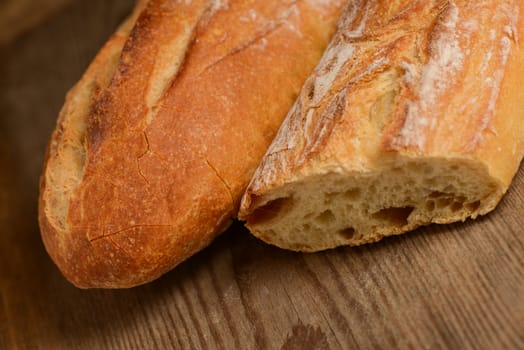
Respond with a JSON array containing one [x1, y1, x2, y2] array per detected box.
[[240, 158, 504, 251]]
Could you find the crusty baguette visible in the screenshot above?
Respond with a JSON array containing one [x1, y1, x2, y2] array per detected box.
[[239, 0, 524, 251], [0, 0, 72, 45], [39, 0, 345, 288]]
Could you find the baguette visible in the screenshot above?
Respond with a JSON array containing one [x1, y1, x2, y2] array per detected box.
[[39, 0, 344, 288], [239, 0, 524, 251]]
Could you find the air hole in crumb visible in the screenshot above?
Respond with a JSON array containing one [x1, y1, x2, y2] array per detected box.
[[451, 202, 463, 212], [429, 191, 446, 198], [316, 210, 335, 224], [303, 224, 311, 231], [466, 200, 481, 212], [436, 197, 453, 209], [426, 201, 435, 211], [339, 227, 355, 240], [344, 188, 361, 200], [246, 197, 293, 225], [372, 206, 414, 227], [391, 167, 402, 173]]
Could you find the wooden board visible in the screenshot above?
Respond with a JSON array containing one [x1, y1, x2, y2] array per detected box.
[[1, 1, 523, 348]]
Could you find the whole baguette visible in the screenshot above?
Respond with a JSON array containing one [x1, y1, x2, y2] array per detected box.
[[239, 0, 524, 251], [39, 0, 345, 288]]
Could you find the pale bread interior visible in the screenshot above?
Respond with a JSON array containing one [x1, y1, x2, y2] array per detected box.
[[244, 159, 503, 251]]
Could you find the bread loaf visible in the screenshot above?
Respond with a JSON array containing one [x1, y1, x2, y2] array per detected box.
[[239, 0, 524, 251], [39, 0, 344, 288]]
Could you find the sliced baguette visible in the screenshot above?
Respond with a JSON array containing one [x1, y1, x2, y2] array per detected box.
[[239, 0, 524, 251]]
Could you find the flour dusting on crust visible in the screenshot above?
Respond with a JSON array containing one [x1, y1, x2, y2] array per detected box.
[[397, 2, 465, 149]]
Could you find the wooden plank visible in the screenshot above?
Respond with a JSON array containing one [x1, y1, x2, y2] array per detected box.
[[0, 0, 523, 348]]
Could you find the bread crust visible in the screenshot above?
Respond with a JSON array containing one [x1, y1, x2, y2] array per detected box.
[[39, 0, 344, 288], [239, 0, 524, 250]]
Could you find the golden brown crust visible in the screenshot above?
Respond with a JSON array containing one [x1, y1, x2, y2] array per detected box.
[[39, 0, 344, 288], [239, 0, 524, 249]]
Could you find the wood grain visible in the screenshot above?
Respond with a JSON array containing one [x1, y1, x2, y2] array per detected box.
[[0, 1, 523, 349]]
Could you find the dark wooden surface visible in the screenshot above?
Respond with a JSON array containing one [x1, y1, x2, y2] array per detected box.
[[1, 1, 523, 349]]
